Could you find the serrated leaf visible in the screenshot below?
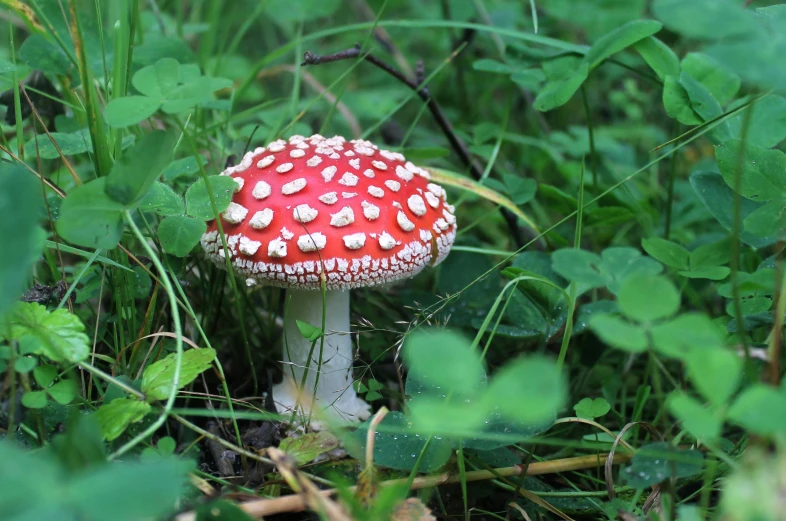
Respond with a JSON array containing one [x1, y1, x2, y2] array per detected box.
[[141, 348, 216, 401], [279, 432, 339, 465], [95, 397, 152, 441], [185, 175, 237, 220], [157, 216, 206, 257], [3, 302, 90, 363]]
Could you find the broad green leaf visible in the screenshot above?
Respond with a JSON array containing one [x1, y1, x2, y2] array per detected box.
[[14, 356, 37, 373], [726, 95, 786, 149], [263, 0, 341, 23], [551, 249, 610, 292], [33, 364, 58, 388], [574, 397, 611, 419], [487, 356, 566, 425], [727, 384, 786, 435], [343, 411, 453, 472], [502, 174, 537, 205], [47, 379, 77, 405], [0, 171, 43, 318], [160, 76, 231, 114], [0, 59, 16, 73], [133, 36, 195, 66], [690, 171, 776, 249], [667, 393, 721, 441], [56, 178, 125, 250], [618, 274, 679, 322], [132, 58, 181, 98], [472, 59, 513, 74], [585, 20, 662, 69], [541, 0, 646, 39], [715, 140, 786, 202], [3, 302, 90, 363], [589, 313, 648, 352], [652, 0, 757, 39], [22, 390, 47, 409], [403, 329, 485, 396], [651, 313, 725, 359], [138, 183, 184, 216], [600, 247, 663, 295], [641, 238, 689, 270], [690, 238, 730, 269], [533, 62, 589, 112], [295, 320, 322, 342], [662, 76, 701, 125], [622, 442, 704, 487], [681, 72, 725, 134], [19, 34, 70, 75], [185, 175, 237, 220], [106, 130, 177, 206], [679, 267, 730, 281], [157, 215, 206, 257], [461, 407, 550, 450], [103, 96, 162, 128], [744, 202, 786, 238], [279, 432, 339, 465], [685, 349, 742, 404], [95, 397, 152, 441], [633, 36, 679, 80], [510, 69, 546, 90], [681, 53, 740, 106], [427, 167, 539, 232], [408, 397, 489, 438], [24, 131, 92, 159], [162, 155, 208, 181], [141, 348, 217, 401]]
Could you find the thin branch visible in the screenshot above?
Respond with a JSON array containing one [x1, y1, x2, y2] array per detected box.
[[302, 44, 534, 248]]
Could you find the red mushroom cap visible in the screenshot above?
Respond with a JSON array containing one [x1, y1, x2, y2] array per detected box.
[[200, 134, 457, 290]]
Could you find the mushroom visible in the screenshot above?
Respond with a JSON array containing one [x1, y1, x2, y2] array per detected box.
[[200, 135, 457, 425]]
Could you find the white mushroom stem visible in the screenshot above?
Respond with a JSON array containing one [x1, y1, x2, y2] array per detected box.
[[271, 288, 371, 427]]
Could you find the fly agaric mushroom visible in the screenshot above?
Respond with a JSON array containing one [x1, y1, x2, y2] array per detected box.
[[200, 134, 456, 425]]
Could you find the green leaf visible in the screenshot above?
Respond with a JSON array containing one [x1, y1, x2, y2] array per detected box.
[[0, 165, 45, 317], [33, 364, 58, 388], [690, 171, 776, 249], [650, 313, 725, 359], [726, 95, 786, 149], [47, 379, 77, 405], [551, 249, 611, 292], [662, 76, 701, 125], [668, 393, 721, 441], [343, 411, 453, 472], [685, 349, 741, 405], [367, 379, 384, 392], [690, 238, 730, 269], [157, 215, 206, 257], [744, 202, 786, 238], [103, 96, 162, 128], [652, 0, 757, 39], [21, 390, 48, 409], [679, 267, 730, 281], [132, 58, 181, 98], [727, 384, 786, 435], [403, 329, 485, 396], [487, 356, 566, 425], [633, 36, 679, 80], [533, 62, 589, 112], [589, 313, 648, 353], [4, 302, 90, 363], [681, 72, 724, 131], [574, 397, 611, 419], [681, 53, 740, 106], [14, 356, 37, 373], [162, 155, 208, 181], [185, 175, 237, 220], [263, 0, 341, 23], [585, 19, 662, 69], [56, 178, 125, 250], [161, 77, 229, 113], [618, 274, 680, 322], [472, 59, 513, 74], [141, 348, 216, 401], [295, 320, 323, 342], [194, 500, 255, 521], [19, 34, 70, 75], [715, 140, 786, 202], [137, 183, 184, 216], [95, 397, 152, 441], [502, 174, 537, 205], [622, 442, 704, 487], [279, 432, 339, 465], [408, 396, 490, 437], [641, 238, 690, 270], [24, 131, 92, 159], [105, 130, 177, 206]]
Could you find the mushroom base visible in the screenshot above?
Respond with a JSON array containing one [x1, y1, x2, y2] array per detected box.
[[272, 288, 371, 428]]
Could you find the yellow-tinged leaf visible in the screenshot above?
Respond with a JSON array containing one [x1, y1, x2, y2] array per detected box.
[[426, 167, 540, 232], [1, 1, 44, 33]]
